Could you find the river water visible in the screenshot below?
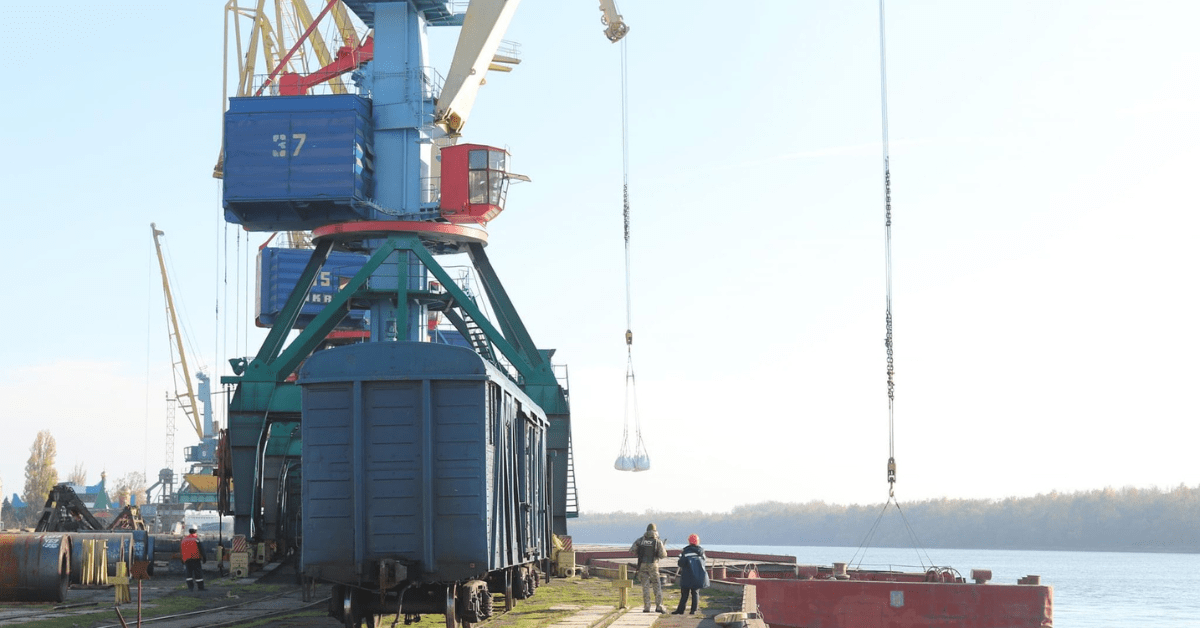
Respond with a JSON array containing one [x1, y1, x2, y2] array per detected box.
[[702, 544, 1200, 627]]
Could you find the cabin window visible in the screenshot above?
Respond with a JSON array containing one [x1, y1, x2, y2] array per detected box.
[[467, 149, 509, 207]]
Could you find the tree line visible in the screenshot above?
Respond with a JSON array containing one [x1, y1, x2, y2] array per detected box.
[[569, 485, 1200, 554], [1, 430, 148, 528]]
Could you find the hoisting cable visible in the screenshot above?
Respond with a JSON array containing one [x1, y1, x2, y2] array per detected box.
[[881, 0, 897, 502], [614, 33, 649, 472], [850, 0, 934, 572]]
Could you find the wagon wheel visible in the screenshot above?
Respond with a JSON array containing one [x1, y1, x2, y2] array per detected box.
[[445, 585, 458, 628], [339, 588, 378, 628], [504, 569, 514, 612], [458, 581, 491, 624], [342, 587, 357, 628], [479, 584, 494, 620]]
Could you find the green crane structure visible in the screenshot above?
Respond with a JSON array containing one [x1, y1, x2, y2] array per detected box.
[[221, 229, 575, 541]]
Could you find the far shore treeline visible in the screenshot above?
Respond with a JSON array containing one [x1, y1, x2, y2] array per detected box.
[[571, 485, 1200, 554]]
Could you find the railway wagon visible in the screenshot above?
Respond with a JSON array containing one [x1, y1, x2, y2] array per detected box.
[[298, 341, 552, 627]]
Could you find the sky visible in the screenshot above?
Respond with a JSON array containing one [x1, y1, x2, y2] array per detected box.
[[0, 1, 1197, 515]]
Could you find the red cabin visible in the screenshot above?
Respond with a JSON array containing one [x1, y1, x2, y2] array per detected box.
[[438, 143, 526, 224]]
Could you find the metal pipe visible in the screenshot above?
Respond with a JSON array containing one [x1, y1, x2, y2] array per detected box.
[[0, 534, 72, 602]]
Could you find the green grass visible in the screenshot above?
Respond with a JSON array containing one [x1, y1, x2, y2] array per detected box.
[[477, 577, 622, 628], [235, 609, 328, 627], [477, 576, 740, 628]]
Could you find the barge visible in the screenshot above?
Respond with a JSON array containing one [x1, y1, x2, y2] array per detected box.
[[574, 546, 1052, 627]]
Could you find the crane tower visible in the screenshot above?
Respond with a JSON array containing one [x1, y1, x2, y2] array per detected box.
[[219, 1, 590, 544]]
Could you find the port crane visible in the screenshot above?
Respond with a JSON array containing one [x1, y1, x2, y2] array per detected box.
[[151, 223, 220, 509], [218, 1, 626, 552], [152, 223, 205, 445]]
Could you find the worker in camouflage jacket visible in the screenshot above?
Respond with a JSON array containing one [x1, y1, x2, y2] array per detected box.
[[630, 523, 668, 613]]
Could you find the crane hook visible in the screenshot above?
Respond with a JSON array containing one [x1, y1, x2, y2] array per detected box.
[[887, 456, 896, 496]]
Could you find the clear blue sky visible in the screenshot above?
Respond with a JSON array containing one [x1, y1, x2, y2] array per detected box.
[[1, 1, 1197, 514]]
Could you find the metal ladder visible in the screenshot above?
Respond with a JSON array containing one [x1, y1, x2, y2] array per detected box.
[[565, 434, 579, 518]]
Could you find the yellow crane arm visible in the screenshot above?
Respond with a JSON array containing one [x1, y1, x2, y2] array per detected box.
[[435, 0, 523, 136], [288, 0, 349, 94], [150, 223, 205, 441], [598, 0, 629, 42], [331, 2, 363, 56]]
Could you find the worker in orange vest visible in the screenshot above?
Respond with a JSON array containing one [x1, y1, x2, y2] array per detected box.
[[180, 526, 207, 591]]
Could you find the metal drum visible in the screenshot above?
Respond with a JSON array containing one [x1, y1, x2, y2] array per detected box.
[[150, 534, 226, 574], [68, 532, 156, 583], [150, 534, 180, 556], [0, 534, 72, 602]]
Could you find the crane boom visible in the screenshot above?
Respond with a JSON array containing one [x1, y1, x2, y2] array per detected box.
[[151, 223, 205, 441], [435, 0, 523, 136], [598, 0, 629, 42]]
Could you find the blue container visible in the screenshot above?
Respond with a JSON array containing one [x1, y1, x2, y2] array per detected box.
[[257, 247, 370, 330], [298, 342, 551, 584], [223, 94, 376, 231]]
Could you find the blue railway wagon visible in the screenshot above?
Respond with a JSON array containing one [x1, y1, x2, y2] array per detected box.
[[298, 341, 551, 625], [257, 246, 370, 330], [223, 94, 376, 231]]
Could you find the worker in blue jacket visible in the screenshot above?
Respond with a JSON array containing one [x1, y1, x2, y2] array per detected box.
[[673, 534, 710, 615]]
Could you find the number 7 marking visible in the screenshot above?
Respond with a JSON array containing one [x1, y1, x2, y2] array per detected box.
[[292, 133, 307, 156]]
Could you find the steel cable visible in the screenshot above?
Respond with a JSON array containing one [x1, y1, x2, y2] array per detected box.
[[879, 0, 897, 498], [615, 34, 649, 472], [851, 0, 933, 570]]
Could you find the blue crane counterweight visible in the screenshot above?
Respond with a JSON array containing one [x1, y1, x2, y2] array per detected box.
[[223, 95, 377, 230]]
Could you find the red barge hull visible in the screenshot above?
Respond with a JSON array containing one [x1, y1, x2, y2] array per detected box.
[[744, 576, 1052, 628], [573, 547, 1052, 628]]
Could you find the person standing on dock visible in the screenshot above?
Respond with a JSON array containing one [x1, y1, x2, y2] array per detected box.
[[180, 526, 207, 591], [673, 534, 709, 615], [630, 523, 667, 613]]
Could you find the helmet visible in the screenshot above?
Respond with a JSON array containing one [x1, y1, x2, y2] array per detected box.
[[188, 526, 197, 533]]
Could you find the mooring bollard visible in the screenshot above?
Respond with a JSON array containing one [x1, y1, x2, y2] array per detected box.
[[614, 563, 631, 609]]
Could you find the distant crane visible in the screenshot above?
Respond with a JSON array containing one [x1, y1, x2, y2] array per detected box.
[[151, 222, 223, 510], [151, 223, 205, 444]]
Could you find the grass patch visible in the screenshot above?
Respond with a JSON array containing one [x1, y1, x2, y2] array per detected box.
[[479, 577, 623, 628], [236, 609, 328, 627], [478, 576, 741, 628]]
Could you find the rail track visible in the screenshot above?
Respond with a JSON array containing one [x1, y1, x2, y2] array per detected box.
[[0, 583, 331, 628]]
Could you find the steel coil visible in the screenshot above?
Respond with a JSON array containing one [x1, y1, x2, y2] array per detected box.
[[68, 532, 156, 583], [0, 534, 72, 602]]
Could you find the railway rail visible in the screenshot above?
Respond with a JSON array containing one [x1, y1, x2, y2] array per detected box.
[[0, 584, 326, 628]]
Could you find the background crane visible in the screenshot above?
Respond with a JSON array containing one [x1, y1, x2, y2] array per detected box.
[[151, 223, 205, 444]]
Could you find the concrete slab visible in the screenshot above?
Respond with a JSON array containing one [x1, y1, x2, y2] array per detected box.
[[546, 604, 617, 628], [608, 607, 671, 628]]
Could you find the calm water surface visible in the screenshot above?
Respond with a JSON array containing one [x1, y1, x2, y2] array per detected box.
[[702, 544, 1200, 627]]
